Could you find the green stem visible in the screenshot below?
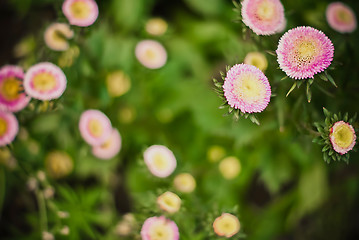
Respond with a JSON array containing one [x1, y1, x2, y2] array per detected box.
[[36, 190, 48, 232], [0, 167, 5, 220]]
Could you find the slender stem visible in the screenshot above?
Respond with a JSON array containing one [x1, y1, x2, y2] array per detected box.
[[36, 190, 48, 232]]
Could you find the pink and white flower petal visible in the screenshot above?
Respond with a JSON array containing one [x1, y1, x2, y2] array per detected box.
[[24, 62, 67, 100], [242, 0, 286, 35], [62, 0, 99, 27], [44, 23, 74, 51], [0, 111, 19, 146], [330, 121, 356, 155], [223, 64, 271, 113], [213, 213, 241, 238], [326, 2, 357, 33], [141, 216, 179, 240], [135, 40, 167, 69], [92, 128, 121, 159], [0, 65, 30, 112], [276, 26, 334, 79], [144, 145, 176, 178]]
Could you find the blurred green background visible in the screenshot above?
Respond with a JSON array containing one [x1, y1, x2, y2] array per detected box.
[[0, 0, 359, 239]]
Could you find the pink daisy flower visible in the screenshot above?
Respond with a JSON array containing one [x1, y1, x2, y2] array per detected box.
[[135, 40, 167, 69], [62, 0, 99, 27], [213, 213, 241, 238], [79, 109, 112, 146], [326, 2, 357, 33], [276, 26, 334, 79], [330, 121, 356, 155], [0, 111, 19, 146], [223, 64, 271, 113], [0, 65, 30, 112], [23, 62, 67, 100], [144, 145, 176, 178], [141, 216, 179, 240], [44, 23, 74, 51], [92, 128, 122, 160], [241, 0, 286, 35]]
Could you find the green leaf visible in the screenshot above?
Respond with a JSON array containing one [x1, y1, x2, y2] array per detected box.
[[249, 114, 260, 125], [325, 71, 337, 88], [323, 108, 331, 118], [306, 81, 312, 103], [286, 82, 297, 97]]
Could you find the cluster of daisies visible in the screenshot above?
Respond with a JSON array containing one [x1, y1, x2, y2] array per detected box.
[[214, 0, 357, 160], [136, 145, 242, 239]]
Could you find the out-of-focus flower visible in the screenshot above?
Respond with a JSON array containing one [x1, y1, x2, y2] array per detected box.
[[106, 71, 131, 97], [144, 145, 177, 178], [62, 0, 99, 27], [0, 65, 30, 112], [42, 231, 54, 240], [58, 211, 70, 219], [37, 170, 46, 182], [213, 213, 241, 238], [219, 156, 241, 180], [28, 140, 40, 155], [207, 145, 226, 163], [60, 226, 70, 235], [45, 151, 73, 179], [27, 177, 38, 191], [141, 216, 179, 240], [13, 36, 35, 58], [58, 46, 80, 68], [173, 173, 196, 193], [44, 186, 55, 199], [241, 0, 286, 35], [244, 52, 268, 72], [24, 62, 67, 100], [92, 128, 121, 160], [156, 108, 174, 124], [157, 191, 181, 214], [0, 147, 17, 169], [330, 121, 356, 155], [223, 64, 271, 113], [44, 23, 74, 51], [118, 106, 136, 124], [326, 2, 356, 33], [18, 128, 29, 141], [0, 111, 18, 146], [135, 40, 167, 69], [79, 109, 112, 146], [276, 26, 334, 80], [145, 18, 168, 36], [115, 213, 136, 236]]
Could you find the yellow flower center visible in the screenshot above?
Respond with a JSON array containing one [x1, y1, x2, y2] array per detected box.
[[100, 137, 112, 149], [0, 118, 8, 137], [32, 72, 57, 92], [297, 41, 317, 60], [70, 1, 91, 19], [88, 119, 103, 137], [332, 124, 354, 149], [52, 30, 68, 45], [145, 49, 156, 60], [245, 52, 268, 72], [149, 225, 172, 240], [234, 73, 266, 104], [153, 153, 168, 170], [0, 77, 21, 101], [257, 1, 275, 20], [214, 214, 240, 237], [337, 9, 353, 23]]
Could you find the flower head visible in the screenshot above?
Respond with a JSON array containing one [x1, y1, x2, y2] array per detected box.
[[241, 0, 286, 35], [92, 128, 121, 160], [0, 65, 30, 112], [244, 52, 268, 71], [330, 121, 356, 155], [106, 71, 131, 97], [45, 151, 73, 179], [173, 173, 196, 193], [44, 23, 74, 51], [219, 156, 241, 180], [207, 145, 226, 162], [141, 216, 179, 240], [0, 111, 18, 146], [144, 145, 176, 178], [135, 40, 167, 69], [79, 109, 112, 146], [223, 64, 271, 113], [157, 191, 181, 214], [146, 18, 168, 36], [62, 0, 99, 27], [24, 62, 67, 100], [326, 2, 357, 33], [276, 26, 334, 79], [213, 213, 241, 238]]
